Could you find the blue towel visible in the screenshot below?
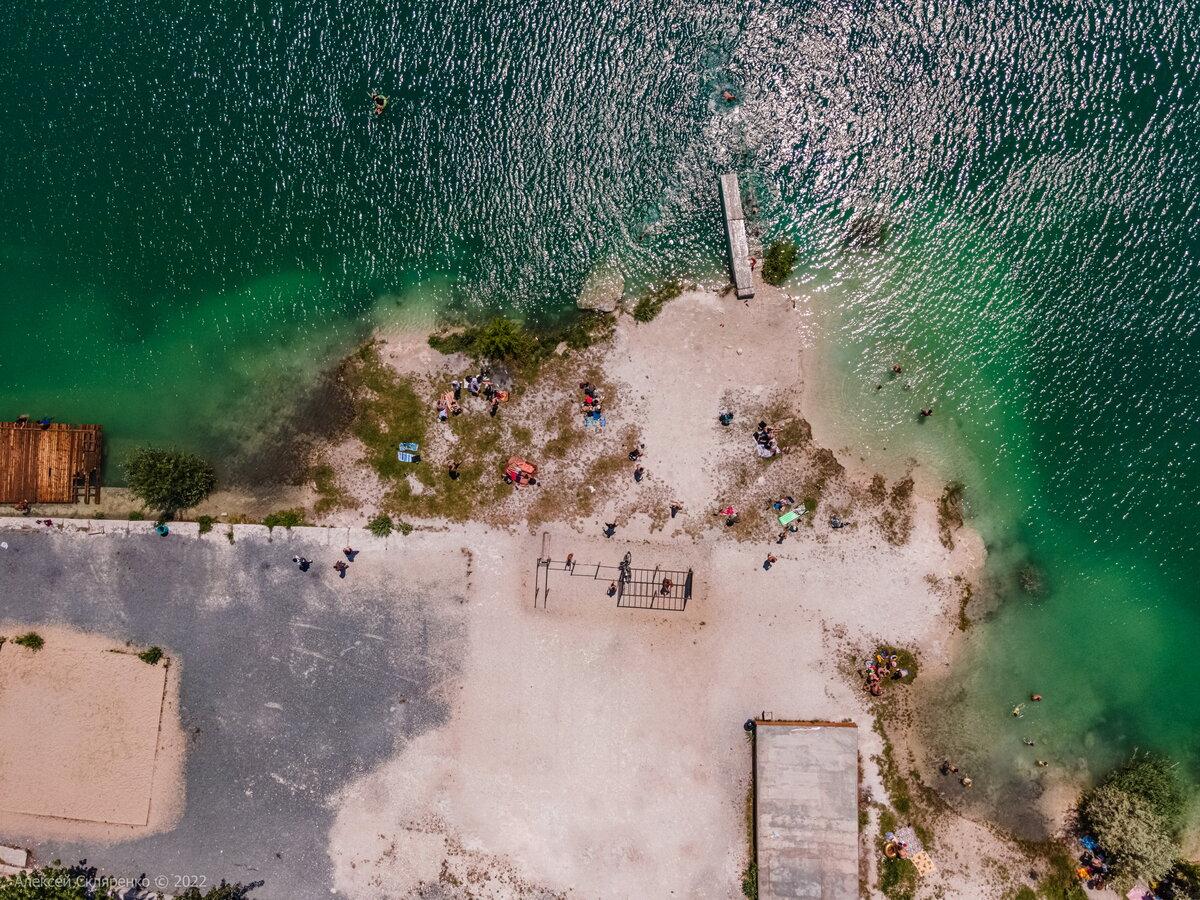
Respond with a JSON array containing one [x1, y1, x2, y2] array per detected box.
[[397, 451, 417, 463], [397, 441, 419, 452]]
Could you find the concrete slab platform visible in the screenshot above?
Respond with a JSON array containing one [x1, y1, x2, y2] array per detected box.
[[755, 721, 859, 899]]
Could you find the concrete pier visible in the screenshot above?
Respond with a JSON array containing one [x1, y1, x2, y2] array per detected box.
[[754, 720, 859, 899], [720, 173, 755, 300]]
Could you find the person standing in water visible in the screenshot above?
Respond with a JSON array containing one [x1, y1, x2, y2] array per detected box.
[[370, 92, 388, 115]]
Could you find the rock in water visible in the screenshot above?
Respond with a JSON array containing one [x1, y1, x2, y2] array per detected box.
[[577, 262, 624, 313]]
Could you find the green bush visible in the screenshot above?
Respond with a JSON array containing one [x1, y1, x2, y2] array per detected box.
[[128, 511, 144, 521], [124, 447, 216, 516], [740, 860, 757, 899], [366, 513, 394, 537], [631, 278, 683, 323], [761, 238, 798, 285], [429, 317, 536, 364], [12, 632, 44, 651], [0, 862, 260, 898], [262, 508, 305, 530], [1080, 783, 1178, 884], [197, 515, 215, 534], [397, 520, 414, 536], [138, 646, 164, 665]]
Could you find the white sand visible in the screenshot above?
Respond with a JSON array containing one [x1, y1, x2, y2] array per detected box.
[[324, 285, 997, 897]]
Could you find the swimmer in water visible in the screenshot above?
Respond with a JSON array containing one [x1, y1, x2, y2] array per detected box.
[[370, 92, 388, 115], [722, 89, 736, 102]]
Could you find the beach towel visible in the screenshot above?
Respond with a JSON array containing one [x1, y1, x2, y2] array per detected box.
[[778, 510, 801, 526], [398, 441, 419, 452], [397, 451, 418, 463]]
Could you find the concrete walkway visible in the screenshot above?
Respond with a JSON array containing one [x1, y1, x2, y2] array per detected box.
[[0, 518, 469, 899]]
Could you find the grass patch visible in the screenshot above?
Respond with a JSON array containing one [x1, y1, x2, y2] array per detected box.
[[396, 520, 413, 536], [196, 515, 215, 534], [762, 238, 798, 285], [263, 508, 306, 530], [876, 645, 919, 685], [955, 576, 974, 631], [631, 277, 683, 323], [937, 481, 965, 549], [741, 779, 757, 899], [311, 463, 354, 516], [1011, 839, 1088, 899], [345, 343, 428, 481], [138, 646, 164, 665], [877, 476, 915, 545], [366, 513, 393, 537], [12, 632, 44, 651], [128, 511, 144, 521]]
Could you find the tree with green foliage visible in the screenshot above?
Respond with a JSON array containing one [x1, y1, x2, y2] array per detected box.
[[124, 447, 215, 516], [429, 317, 536, 364], [0, 863, 259, 899], [1105, 754, 1186, 827], [761, 238, 798, 286], [1158, 860, 1200, 899], [1080, 783, 1178, 885]]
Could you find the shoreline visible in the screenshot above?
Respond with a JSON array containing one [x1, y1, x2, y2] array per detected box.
[[1, 277, 1080, 896]]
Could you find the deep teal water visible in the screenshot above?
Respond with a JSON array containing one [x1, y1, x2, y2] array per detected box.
[[2, 0, 1198, 829]]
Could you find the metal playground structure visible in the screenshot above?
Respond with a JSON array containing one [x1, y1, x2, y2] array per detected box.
[[533, 539, 692, 612]]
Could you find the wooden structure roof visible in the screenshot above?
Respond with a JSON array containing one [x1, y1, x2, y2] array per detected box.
[[0, 423, 103, 504]]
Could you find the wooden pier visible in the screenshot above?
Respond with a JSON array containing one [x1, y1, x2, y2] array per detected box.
[[0, 422, 103, 505], [720, 173, 755, 300]]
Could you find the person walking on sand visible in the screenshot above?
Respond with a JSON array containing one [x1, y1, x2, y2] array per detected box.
[[565, 553, 574, 571], [603, 522, 617, 538], [292, 556, 312, 572], [343, 547, 357, 561], [334, 560, 349, 578], [669, 501, 683, 518], [633, 465, 644, 483], [607, 581, 617, 597], [763, 554, 778, 571]]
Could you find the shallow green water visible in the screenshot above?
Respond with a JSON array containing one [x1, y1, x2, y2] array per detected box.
[[3, 0, 1198, 827]]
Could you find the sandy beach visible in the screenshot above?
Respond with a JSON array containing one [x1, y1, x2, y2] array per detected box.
[[0, 282, 1074, 898]]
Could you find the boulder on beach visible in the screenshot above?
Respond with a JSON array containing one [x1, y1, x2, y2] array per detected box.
[[577, 262, 624, 313]]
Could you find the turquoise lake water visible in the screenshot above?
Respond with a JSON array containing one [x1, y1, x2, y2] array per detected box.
[[2, 0, 1198, 829]]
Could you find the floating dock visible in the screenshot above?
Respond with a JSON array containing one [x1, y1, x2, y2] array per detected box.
[[0, 422, 103, 504], [754, 720, 859, 899], [720, 173, 755, 300]]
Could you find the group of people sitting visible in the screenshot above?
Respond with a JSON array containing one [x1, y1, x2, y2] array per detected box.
[[863, 652, 909, 697], [440, 372, 509, 421], [753, 421, 780, 457], [580, 382, 603, 419], [1074, 840, 1112, 891]]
